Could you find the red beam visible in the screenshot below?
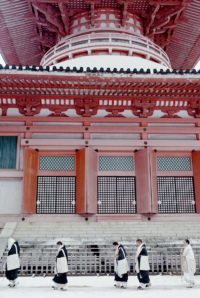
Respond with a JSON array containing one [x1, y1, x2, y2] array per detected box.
[[0, 124, 200, 135], [0, 115, 200, 124]]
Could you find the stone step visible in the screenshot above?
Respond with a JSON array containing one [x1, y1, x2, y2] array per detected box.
[[12, 221, 200, 244]]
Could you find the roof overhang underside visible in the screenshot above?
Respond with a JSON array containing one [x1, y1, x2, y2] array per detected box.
[[0, 69, 200, 118], [0, 0, 200, 69]]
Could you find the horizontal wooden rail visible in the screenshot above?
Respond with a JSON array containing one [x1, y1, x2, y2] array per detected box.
[[1, 252, 200, 276]]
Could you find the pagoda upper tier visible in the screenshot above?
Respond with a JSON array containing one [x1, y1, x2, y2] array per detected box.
[[0, 0, 199, 69]]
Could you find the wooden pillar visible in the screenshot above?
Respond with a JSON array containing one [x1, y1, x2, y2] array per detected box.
[[150, 150, 159, 214], [22, 148, 39, 213], [135, 149, 158, 214], [76, 149, 86, 214], [192, 151, 200, 213], [76, 148, 97, 215]]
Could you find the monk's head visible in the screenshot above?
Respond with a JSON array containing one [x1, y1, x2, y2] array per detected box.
[[136, 239, 142, 247], [184, 239, 190, 246], [113, 241, 118, 249], [56, 241, 63, 249]]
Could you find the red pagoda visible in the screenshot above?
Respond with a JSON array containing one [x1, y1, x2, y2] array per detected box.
[[0, 0, 200, 225]]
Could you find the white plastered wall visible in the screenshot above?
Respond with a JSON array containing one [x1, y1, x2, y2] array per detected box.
[[0, 179, 23, 214]]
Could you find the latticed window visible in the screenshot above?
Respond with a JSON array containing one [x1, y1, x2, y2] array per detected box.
[[0, 136, 17, 169], [157, 177, 195, 213], [99, 156, 134, 171], [39, 156, 75, 171], [98, 155, 135, 214], [97, 176, 136, 214], [36, 176, 76, 214], [156, 155, 195, 213], [37, 155, 76, 214], [157, 157, 191, 171]]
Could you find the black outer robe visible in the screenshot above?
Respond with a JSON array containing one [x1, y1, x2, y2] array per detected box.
[[137, 245, 150, 285], [5, 241, 20, 281], [53, 246, 68, 285], [114, 244, 128, 283]]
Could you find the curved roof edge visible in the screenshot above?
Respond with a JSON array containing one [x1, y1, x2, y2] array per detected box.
[[0, 64, 200, 75]]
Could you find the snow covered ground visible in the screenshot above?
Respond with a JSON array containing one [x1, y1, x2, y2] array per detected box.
[[1, 275, 200, 298]]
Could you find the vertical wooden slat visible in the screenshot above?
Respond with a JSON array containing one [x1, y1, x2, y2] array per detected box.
[[156, 254, 159, 273], [161, 254, 163, 272], [151, 254, 154, 273], [166, 254, 169, 273]]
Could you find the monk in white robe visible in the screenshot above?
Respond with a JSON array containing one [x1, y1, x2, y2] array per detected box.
[[181, 239, 196, 288]]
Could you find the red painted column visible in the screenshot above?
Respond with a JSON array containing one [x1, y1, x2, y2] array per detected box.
[[135, 149, 158, 214], [76, 149, 86, 214], [76, 148, 97, 215], [22, 148, 39, 213], [150, 150, 159, 214], [192, 151, 200, 213]]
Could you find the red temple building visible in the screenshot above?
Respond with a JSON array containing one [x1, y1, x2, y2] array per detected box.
[[0, 1, 200, 274]]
